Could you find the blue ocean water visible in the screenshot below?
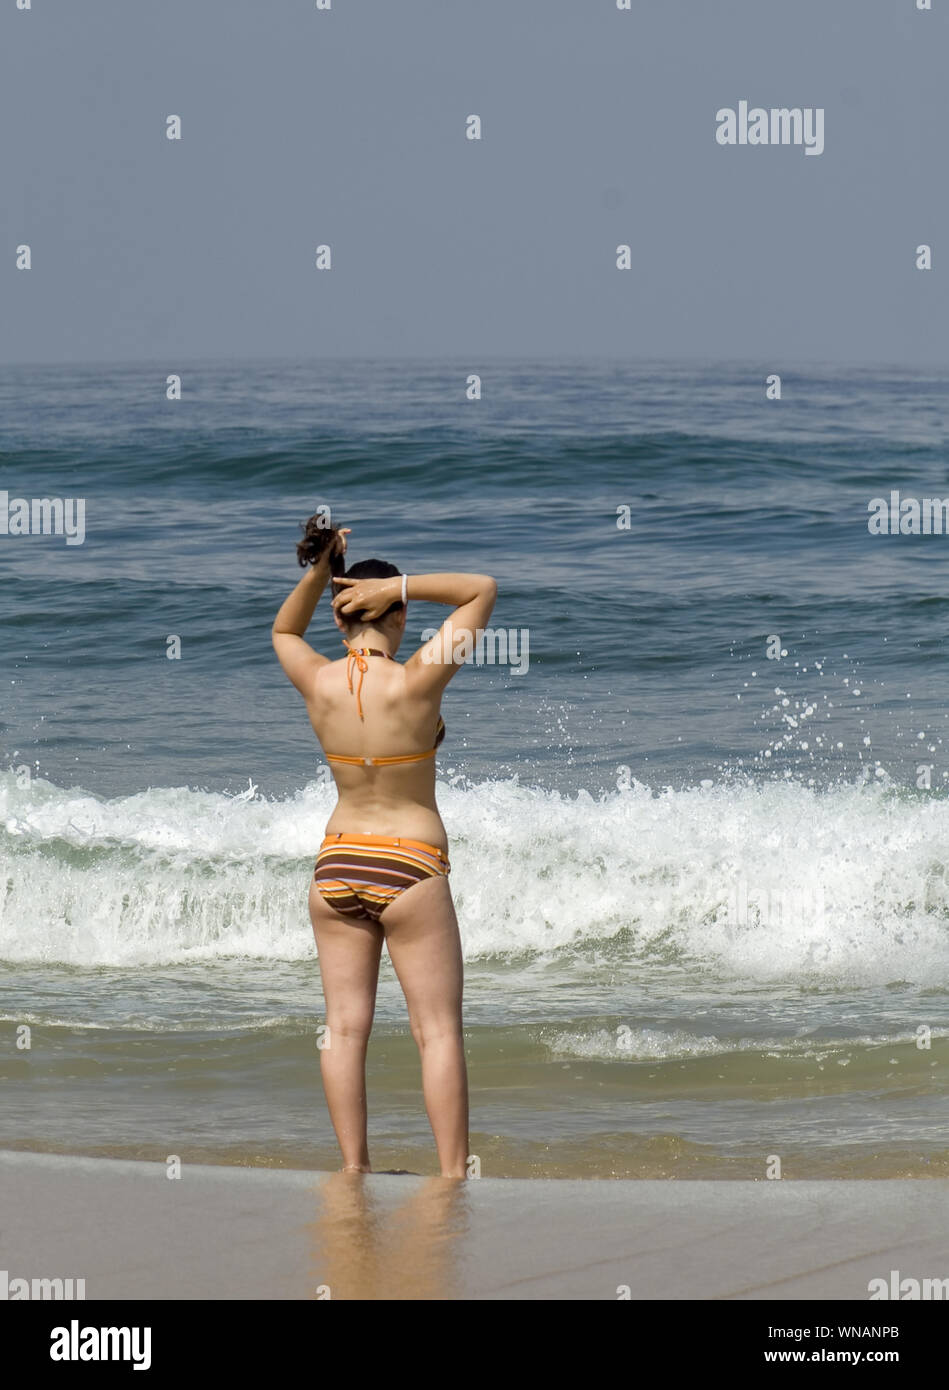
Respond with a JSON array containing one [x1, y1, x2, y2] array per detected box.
[[3, 358, 949, 795], [1, 360, 947, 1176]]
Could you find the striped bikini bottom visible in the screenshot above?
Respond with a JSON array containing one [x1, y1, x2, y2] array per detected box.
[[313, 832, 450, 922]]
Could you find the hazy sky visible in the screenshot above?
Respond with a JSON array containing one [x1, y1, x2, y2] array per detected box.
[[2, 0, 947, 367]]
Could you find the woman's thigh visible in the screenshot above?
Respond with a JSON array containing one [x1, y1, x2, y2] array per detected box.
[[380, 874, 464, 1029], [308, 879, 384, 1029]]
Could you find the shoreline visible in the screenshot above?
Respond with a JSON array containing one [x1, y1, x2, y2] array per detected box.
[[2, 1149, 948, 1299], [3, 1138, 948, 1181], [1, 1134, 949, 1178]]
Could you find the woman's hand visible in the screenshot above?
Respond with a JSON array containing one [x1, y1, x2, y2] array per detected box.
[[333, 528, 351, 558], [332, 574, 399, 620]]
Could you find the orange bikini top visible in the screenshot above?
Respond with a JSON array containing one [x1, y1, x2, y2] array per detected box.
[[325, 643, 446, 768]]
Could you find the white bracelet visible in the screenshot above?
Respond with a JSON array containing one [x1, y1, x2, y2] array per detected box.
[[401, 573, 408, 604]]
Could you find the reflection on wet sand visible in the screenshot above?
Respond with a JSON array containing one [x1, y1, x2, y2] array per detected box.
[[305, 1173, 470, 1300]]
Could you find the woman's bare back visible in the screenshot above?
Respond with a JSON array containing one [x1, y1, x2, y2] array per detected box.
[[305, 651, 448, 845]]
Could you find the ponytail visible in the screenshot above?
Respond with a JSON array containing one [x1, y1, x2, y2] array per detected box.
[[296, 512, 344, 580]]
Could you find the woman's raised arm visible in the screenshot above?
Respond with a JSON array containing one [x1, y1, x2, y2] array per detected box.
[[402, 572, 498, 689], [271, 528, 349, 693]]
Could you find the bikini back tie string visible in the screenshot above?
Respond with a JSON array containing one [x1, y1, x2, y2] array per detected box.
[[342, 640, 394, 720]]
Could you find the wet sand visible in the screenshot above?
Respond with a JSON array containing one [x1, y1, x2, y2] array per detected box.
[[2, 1150, 948, 1300]]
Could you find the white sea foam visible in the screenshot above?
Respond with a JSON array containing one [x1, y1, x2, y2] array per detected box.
[[544, 1026, 943, 1064], [547, 1027, 740, 1061], [1, 771, 949, 984]]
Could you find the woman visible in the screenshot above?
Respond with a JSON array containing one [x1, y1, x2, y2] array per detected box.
[[272, 516, 497, 1179]]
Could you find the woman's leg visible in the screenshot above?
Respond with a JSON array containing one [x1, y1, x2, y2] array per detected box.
[[308, 880, 384, 1172], [380, 873, 468, 1178]]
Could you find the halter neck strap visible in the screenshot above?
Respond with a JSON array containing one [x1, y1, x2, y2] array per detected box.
[[342, 641, 394, 720]]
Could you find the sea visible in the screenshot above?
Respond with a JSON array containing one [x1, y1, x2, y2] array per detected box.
[[1, 358, 947, 1178]]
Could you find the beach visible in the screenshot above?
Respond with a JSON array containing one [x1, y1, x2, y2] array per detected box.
[[3, 1150, 947, 1301]]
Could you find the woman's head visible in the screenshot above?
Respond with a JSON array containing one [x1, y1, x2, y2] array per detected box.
[[332, 558, 405, 635], [296, 513, 405, 638]]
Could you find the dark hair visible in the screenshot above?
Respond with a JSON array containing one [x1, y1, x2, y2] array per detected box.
[[334, 559, 404, 627], [296, 512, 344, 580], [296, 512, 403, 625]]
